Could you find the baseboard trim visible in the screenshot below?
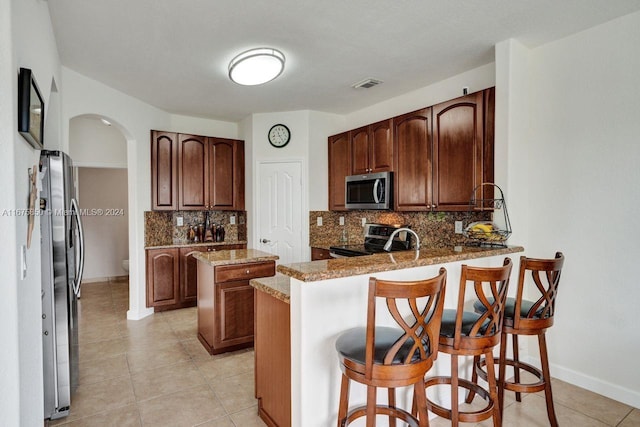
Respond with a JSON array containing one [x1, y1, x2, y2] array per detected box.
[[82, 275, 129, 283], [524, 355, 640, 408]]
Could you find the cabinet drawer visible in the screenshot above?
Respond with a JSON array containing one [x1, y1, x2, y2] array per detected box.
[[215, 261, 275, 283]]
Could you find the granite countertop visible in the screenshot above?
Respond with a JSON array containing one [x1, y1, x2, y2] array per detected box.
[[193, 249, 279, 267], [277, 245, 524, 282], [145, 240, 247, 250], [250, 273, 291, 304]]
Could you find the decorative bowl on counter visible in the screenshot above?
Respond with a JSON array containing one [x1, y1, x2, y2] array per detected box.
[[463, 221, 510, 243]]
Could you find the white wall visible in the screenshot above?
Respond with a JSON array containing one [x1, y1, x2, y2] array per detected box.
[[344, 63, 496, 129], [78, 168, 129, 280], [502, 10, 640, 406], [69, 116, 127, 167], [0, 0, 20, 424], [4, 0, 63, 423]]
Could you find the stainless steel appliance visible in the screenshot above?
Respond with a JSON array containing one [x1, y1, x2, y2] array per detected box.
[[329, 223, 413, 257], [345, 171, 392, 210], [40, 150, 85, 420]]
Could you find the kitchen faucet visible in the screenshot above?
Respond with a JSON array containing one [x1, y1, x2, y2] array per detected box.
[[383, 228, 420, 251]]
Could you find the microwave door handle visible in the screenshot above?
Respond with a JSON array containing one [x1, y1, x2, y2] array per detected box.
[[373, 179, 381, 203]]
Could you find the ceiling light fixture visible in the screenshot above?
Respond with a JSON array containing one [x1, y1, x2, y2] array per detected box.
[[228, 48, 285, 86]]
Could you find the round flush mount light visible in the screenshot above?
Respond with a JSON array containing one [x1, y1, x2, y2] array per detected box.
[[228, 48, 285, 86]]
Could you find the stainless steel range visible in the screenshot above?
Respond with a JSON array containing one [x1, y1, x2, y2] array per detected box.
[[329, 223, 415, 257]]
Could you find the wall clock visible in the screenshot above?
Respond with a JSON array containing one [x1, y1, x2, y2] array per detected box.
[[268, 124, 291, 148]]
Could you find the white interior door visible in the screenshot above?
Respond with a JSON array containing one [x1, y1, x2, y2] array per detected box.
[[256, 161, 303, 265]]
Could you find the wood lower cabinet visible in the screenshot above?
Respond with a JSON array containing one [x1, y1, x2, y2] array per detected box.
[[147, 244, 246, 311], [311, 247, 331, 261], [197, 260, 275, 354], [255, 290, 291, 427], [146, 247, 180, 308]]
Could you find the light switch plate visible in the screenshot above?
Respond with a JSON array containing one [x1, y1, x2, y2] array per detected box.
[[455, 221, 463, 234], [21, 245, 27, 279], [339, 216, 344, 226], [361, 218, 367, 227], [176, 216, 184, 226], [317, 217, 323, 226], [230, 215, 236, 225]]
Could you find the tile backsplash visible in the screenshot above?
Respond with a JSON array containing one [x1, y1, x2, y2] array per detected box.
[[145, 210, 246, 247], [309, 210, 492, 249]]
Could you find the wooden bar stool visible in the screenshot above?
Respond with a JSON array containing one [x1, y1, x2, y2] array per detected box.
[[421, 258, 512, 427], [469, 252, 565, 426], [335, 268, 447, 427]]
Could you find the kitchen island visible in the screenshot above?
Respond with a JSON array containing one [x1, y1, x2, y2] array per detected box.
[[194, 249, 278, 355], [251, 245, 524, 427]]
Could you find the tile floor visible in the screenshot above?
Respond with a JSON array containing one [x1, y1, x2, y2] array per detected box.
[[48, 280, 639, 427]]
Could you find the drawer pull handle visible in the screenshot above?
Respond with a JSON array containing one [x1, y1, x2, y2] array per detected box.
[[246, 269, 250, 274]]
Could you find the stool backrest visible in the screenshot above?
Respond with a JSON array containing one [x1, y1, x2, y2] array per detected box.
[[453, 258, 513, 350], [365, 268, 447, 378], [513, 252, 565, 330]]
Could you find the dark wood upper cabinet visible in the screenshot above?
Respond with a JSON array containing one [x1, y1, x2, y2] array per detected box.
[[350, 119, 393, 175], [328, 132, 351, 211], [432, 91, 485, 210], [151, 131, 178, 210], [153, 130, 245, 211], [178, 134, 208, 210], [209, 138, 245, 210], [393, 108, 433, 211]]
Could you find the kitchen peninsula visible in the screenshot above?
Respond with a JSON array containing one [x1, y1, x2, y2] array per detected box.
[[194, 249, 278, 355], [251, 245, 524, 427]]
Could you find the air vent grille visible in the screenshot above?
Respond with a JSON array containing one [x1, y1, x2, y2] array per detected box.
[[351, 78, 383, 89]]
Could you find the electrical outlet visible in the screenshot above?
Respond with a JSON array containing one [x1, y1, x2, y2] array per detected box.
[[361, 218, 367, 227], [317, 217, 323, 226], [230, 215, 236, 225], [176, 216, 183, 226], [455, 221, 463, 234], [339, 216, 344, 226]]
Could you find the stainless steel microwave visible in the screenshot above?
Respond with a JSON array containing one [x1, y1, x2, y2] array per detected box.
[[345, 171, 393, 210]]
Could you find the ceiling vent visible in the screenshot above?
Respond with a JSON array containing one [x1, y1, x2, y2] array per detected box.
[[351, 78, 383, 89]]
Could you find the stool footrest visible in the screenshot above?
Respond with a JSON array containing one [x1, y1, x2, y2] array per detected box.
[[474, 357, 547, 393], [343, 404, 420, 427], [424, 376, 496, 423]]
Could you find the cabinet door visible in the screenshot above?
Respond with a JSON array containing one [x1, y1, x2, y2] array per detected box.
[[179, 247, 208, 304], [393, 108, 433, 211], [209, 138, 236, 210], [350, 126, 370, 175], [432, 91, 484, 210], [151, 131, 178, 210], [215, 281, 255, 347], [178, 134, 209, 210], [146, 248, 179, 307], [369, 119, 393, 173], [233, 140, 245, 210], [328, 132, 351, 211]]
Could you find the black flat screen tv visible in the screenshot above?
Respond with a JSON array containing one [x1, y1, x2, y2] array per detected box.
[[18, 67, 44, 149]]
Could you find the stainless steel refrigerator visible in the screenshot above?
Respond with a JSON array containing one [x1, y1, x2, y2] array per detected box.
[[40, 150, 85, 420]]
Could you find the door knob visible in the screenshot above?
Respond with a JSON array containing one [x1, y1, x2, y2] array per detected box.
[[261, 238, 271, 243]]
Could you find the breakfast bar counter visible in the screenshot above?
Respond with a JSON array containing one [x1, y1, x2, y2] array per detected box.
[[252, 245, 524, 427]]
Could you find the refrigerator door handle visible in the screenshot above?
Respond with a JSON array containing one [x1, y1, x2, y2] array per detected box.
[[70, 198, 85, 298]]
